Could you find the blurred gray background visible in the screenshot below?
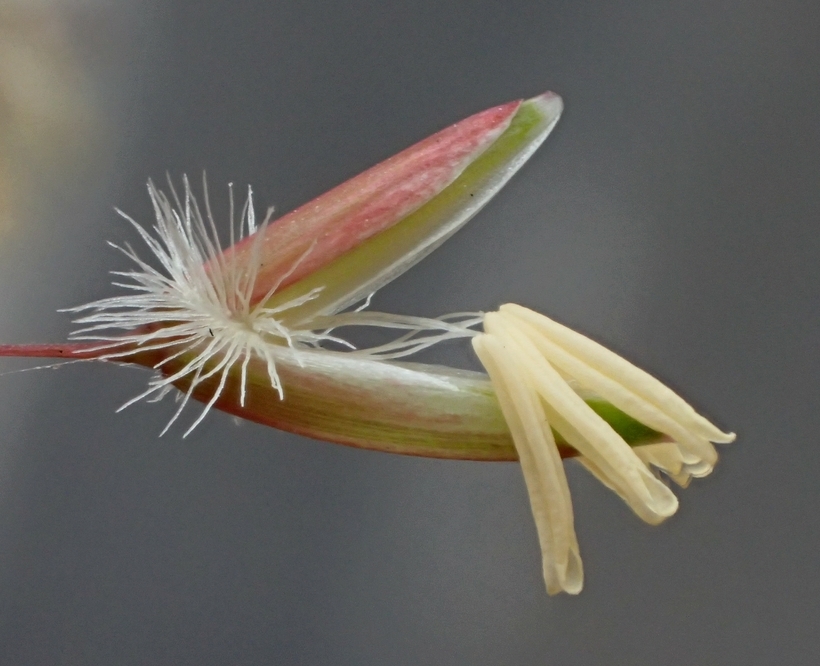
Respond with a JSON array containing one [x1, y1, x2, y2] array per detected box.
[[0, 0, 818, 663]]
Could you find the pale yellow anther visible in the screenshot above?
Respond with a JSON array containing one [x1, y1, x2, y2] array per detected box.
[[473, 304, 735, 592]]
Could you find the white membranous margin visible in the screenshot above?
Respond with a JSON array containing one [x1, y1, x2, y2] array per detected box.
[[65, 176, 482, 436]]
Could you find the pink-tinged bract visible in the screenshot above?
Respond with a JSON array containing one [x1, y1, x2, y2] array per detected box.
[[221, 99, 522, 306]]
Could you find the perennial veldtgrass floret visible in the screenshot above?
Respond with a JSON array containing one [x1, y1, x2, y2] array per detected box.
[[0, 91, 735, 596]]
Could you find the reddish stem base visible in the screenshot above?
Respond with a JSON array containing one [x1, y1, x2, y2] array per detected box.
[[0, 343, 107, 360]]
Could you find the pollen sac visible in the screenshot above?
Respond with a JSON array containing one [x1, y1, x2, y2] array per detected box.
[[473, 304, 735, 594]]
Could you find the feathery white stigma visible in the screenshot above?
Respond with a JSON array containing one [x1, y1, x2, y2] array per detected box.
[[66, 176, 480, 435]]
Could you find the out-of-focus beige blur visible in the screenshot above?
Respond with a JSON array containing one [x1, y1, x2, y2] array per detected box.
[[0, 1, 99, 235]]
